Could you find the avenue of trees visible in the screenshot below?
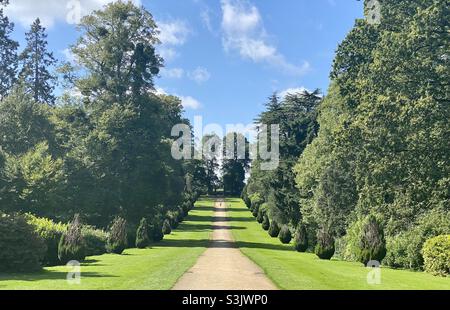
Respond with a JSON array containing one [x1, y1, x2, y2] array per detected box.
[[243, 0, 449, 276], [0, 1, 209, 271]]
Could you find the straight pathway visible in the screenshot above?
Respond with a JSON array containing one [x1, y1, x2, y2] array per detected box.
[[172, 199, 278, 290]]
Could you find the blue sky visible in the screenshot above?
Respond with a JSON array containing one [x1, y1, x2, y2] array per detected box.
[[6, 0, 364, 127]]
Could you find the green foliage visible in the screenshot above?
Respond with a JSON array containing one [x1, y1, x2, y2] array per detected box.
[[355, 215, 386, 265], [106, 217, 127, 254], [0, 213, 46, 272], [422, 235, 450, 277], [25, 214, 67, 266], [82, 226, 108, 256], [294, 224, 308, 252], [0, 4, 18, 99], [58, 214, 85, 264], [315, 230, 335, 260], [135, 218, 150, 249], [268, 221, 280, 238], [222, 133, 250, 196], [262, 214, 270, 231], [278, 226, 292, 244], [149, 219, 164, 243], [19, 18, 57, 104], [162, 219, 172, 235], [256, 208, 265, 224]]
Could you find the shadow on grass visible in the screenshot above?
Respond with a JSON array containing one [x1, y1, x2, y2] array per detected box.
[[186, 214, 254, 223], [154, 238, 293, 252], [0, 269, 119, 282], [179, 223, 246, 231]]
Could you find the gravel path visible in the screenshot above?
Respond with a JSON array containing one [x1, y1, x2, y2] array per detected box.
[[172, 199, 278, 290]]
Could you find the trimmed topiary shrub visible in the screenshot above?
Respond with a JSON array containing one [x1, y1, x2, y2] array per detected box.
[[106, 216, 127, 254], [82, 226, 108, 256], [262, 214, 270, 231], [294, 224, 308, 252], [0, 213, 46, 272], [150, 221, 164, 242], [355, 215, 386, 265], [422, 235, 450, 276], [268, 221, 280, 238], [250, 193, 263, 212], [25, 214, 67, 266], [279, 225, 292, 244], [162, 219, 172, 235], [315, 229, 335, 260], [58, 214, 86, 264], [135, 218, 150, 249], [256, 208, 265, 223]]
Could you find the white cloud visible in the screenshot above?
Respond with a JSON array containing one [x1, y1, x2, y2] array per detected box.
[[157, 19, 191, 63], [160, 68, 184, 79], [279, 87, 309, 99], [153, 87, 201, 110], [188, 67, 211, 84], [5, 0, 140, 28], [220, 0, 310, 76], [157, 20, 191, 46], [179, 96, 202, 110], [201, 9, 213, 33], [61, 48, 76, 64]]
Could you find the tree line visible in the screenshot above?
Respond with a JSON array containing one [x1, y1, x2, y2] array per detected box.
[[242, 0, 449, 276]]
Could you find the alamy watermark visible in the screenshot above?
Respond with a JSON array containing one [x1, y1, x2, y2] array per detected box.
[[66, 260, 81, 285], [366, 0, 382, 25], [366, 260, 382, 285], [171, 116, 280, 170]]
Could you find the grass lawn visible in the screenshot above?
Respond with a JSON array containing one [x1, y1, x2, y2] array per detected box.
[[0, 197, 215, 290], [227, 198, 450, 290]]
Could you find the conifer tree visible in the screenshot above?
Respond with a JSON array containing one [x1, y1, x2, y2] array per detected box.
[[0, 1, 18, 99], [19, 18, 57, 104]]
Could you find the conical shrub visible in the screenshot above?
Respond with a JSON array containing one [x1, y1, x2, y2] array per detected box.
[[279, 225, 292, 244], [294, 224, 308, 252], [150, 221, 164, 242], [268, 221, 280, 238], [356, 215, 386, 265], [256, 209, 265, 224], [135, 218, 150, 249], [106, 216, 127, 254], [262, 214, 270, 231], [315, 229, 335, 260], [58, 214, 85, 264], [162, 219, 172, 235]]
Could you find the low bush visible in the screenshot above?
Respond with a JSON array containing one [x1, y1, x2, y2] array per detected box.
[[58, 214, 86, 264], [106, 216, 127, 254], [82, 226, 108, 256], [256, 208, 265, 223], [268, 221, 280, 238], [422, 235, 450, 276], [0, 213, 46, 272], [135, 218, 150, 249], [262, 214, 270, 231], [279, 226, 292, 244], [25, 214, 67, 266], [162, 219, 172, 235], [250, 193, 263, 212], [315, 229, 335, 260], [294, 224, 308, 252], [355, 215, 386, 265]]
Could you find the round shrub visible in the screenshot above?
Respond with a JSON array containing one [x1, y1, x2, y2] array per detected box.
[[422, 235, 450, 276], [0, 213, 46, 272], [82, 226, 107, 256], [262, 214, 270, 231], [162, 219, 172, 235], [356, 215, 386, 265], [250, 193, 263, 212], [268, 221, 280, 238], [106, 216, 127, 254], [135, 218, 150, 249], [58, 214, 86, 264], [25, 214, 67, 266], [279, 225, 292, 244], [315, 230, 335, 260], [252, 204, 259, 218], [294, 224, 308, 252]]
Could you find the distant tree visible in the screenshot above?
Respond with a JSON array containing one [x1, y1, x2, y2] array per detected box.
[[19, 18, 57, 104], [222, 132, 250, 196], [0, 4, 18, 99], [202, 134, 221, 195]]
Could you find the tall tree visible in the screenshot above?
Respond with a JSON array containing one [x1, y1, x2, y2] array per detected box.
[[19, 18, 57, 104], [0, 1, 18, 99], [222, 132, 250, 196], [72, 1, 162, 104]]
